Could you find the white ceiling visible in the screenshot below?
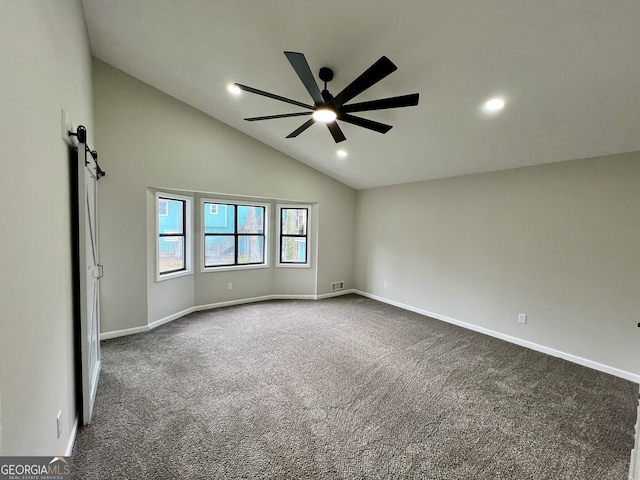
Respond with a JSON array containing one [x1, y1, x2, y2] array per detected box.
[[81, 0, 640, 190]]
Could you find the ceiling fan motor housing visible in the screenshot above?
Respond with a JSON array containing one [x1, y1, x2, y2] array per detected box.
[[319, 67, 334, 83]]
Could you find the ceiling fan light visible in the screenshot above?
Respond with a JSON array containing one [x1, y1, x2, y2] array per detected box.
[[227, 83, 242, 95], [312, 108, 337, 123]]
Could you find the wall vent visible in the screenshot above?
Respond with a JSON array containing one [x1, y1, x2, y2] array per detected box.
[[331, 281, 344, 291]]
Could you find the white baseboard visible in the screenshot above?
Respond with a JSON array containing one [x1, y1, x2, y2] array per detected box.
[[316, 289, 356, 300], [148, 307, 196, 330], [271, 294, 318, 301], [100, 325, 148, 341], [65, 416, 78, 456], [100, 290, 356, 340], [193, 291, 354, 311], [194, 295, 279, 312], [354, 290, 640, 384]]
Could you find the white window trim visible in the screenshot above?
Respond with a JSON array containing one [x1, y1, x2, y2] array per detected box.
[[200, 198, 270, 273], [156, 192, 193, 282], [276, 204, 311, 268]]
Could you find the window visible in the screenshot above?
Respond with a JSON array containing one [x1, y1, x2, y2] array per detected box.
[[203, 200, 268, 270], [278, 205, 310, 267], [157, 193, 193, 280]]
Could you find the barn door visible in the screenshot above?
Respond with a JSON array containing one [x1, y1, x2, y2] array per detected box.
[[73, 127, 102, 425]]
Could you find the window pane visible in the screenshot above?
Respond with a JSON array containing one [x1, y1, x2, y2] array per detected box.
[[238, 235, 264, 264], [281, 208, 307, 235], [204, 235, 235, 266], [281, 237, 307, 263], [238, 206, 264, 234], [159, 236, 185, 273], [159, 199, 184, 234], [204, 204, 234, 234]]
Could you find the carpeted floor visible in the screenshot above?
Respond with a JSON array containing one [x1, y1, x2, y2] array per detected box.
[[72, 295, 637, 479]]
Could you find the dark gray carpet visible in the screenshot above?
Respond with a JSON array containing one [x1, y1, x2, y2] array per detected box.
[[72, 295, 637, 479]]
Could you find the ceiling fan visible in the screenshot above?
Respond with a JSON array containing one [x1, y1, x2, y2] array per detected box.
[[234, 51, 419, 143]]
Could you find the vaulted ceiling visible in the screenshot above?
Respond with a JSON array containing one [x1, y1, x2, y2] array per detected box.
[[81, 0, 640, 189]]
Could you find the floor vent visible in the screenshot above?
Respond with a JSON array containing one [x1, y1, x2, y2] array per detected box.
[[331, 281, 344, 291]]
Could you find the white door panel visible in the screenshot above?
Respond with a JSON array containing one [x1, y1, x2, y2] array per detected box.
[[76, 137, 101, 425]]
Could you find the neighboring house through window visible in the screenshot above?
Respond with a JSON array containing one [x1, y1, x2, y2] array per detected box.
[[277, 205, 310, 267], [157, 192, 193, 280], [158, 199, 169, 216], [202, 200, 268, 270]]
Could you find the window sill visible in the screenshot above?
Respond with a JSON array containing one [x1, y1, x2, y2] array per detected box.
[[157, 269, 193, 282], [201, 263, 270, 273]]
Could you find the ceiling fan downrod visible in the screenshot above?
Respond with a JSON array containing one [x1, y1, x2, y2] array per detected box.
[[319, 67, 334, 102]]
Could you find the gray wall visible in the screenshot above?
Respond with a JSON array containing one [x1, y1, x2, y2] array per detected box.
[[0, 0, 94, 455], [93, 60, 356, 333], [354, 154, 640, 377]]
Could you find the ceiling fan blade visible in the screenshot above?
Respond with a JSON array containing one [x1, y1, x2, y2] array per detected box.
[[327, 122, 346, 143], [234, 83, 313, 110], [284, 51, 324, 105], [339, 114, 393, 134], [286, 118, 316, 138], [342, 93, 419, 113], [331, 56, 397, 108], [245, 112, 312, 121]]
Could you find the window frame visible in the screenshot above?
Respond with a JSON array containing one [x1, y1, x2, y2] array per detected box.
[[276, 204, 311, 268], [156, 192, 193, 281], [201, 198, 270, 272]]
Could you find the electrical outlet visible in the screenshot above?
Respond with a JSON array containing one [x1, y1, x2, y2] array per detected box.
[[384, 281, 388, 288], [518, 313, 527, 324], [227, 283, 232, 290], [56, 411, 62, 439]]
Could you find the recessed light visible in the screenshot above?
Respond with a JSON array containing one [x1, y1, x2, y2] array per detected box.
[[336, 149, 347, 159], [312, 109, 337, 123], [483, 97, 505, 112], [227, 83, 242, 95]]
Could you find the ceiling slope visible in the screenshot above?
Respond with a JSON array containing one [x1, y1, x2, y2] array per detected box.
[[81, 0, 640, 189]]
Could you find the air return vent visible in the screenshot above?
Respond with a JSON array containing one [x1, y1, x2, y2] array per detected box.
[[331, 281, 344, 291]]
